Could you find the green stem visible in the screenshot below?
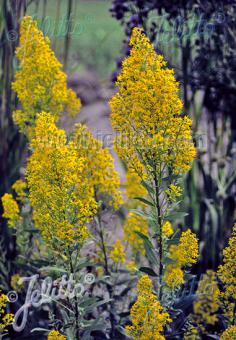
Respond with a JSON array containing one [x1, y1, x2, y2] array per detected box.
[[154, 172, 163, 300], [68, 249, 80, 339]]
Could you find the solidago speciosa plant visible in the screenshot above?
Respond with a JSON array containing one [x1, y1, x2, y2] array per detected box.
[[110, 27, 198, 337]]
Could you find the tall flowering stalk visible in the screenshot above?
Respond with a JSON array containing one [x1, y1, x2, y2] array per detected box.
[[110, 27, 197, 298], [126, 275, 171, 339], [12, 16, 81, 137]]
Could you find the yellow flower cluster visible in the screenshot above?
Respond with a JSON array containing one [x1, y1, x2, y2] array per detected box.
[[48, 330, 66, 340], [27, 112, 97, 249], [1, 193, 20, 228], [218, 225, 236, 300], [184, 324, 200, 340], [164, 266, 184, 288], [193, 270, 220, 329], [123, 212, 149, 255], [125, 169, 147, 208], [126, 275, 171, 339], [126, 260, 138, 272], [162, 221, 174, 238], [218, 224, 236, 324], [110, 240, 126, 263], [72, 124, 122, 210], [12, 16, 81, 136], [169, 229, 198, 266], [110, 28, 196, 181], [12, 179, 27, 201], [164, 229, 198, 288], [220, 325, 236, 340], [165, 184, 182, 202], [0, 292, 14, 333]]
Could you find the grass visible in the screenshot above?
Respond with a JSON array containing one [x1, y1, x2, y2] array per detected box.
[[27, 0, 124, 78]]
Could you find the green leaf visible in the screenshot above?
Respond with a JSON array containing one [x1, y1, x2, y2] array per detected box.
[[130, 209, 148, 218], [39, 266, 67, 274], [162, 174, 181, 182], [135, 231, 153, 248], [85, 298, 113, 312], [141, 180, 155, 194], [136, 232, 159, 266], [139, 266, 158, 277], [165, 212, 188, 221], [75, 261, 93, 271], [134, 196, 155, 207]]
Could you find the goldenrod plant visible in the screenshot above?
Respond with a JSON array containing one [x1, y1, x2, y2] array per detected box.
[[0, 13, 235, 339]]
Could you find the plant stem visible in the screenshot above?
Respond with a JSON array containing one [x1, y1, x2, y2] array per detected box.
[[154, 172, 163, 300], [96, 210, 116, 338], [68, 249, 80, 339]]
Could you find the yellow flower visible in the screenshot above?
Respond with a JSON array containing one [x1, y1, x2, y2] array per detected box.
[[110, 240, 126, 263], [125, 169, 147, 208], [1, 193, 20, 228], [164, 229, 198, 288], [218, 224, 236, 324], [12, 179, 27, 201], [27, 112, 97, 250], [164, 265, 184, 289], [48, 330, 66, 340], [184, 324, 200, 340], [162, 221, 174, 238], [193, 270, 220, 329], [12, 16, 81, 136], [220, 325, 236, 340], [169, 229, 198, 267], [0, 292, 14, 333], [165, 184, 182, 202], [218, 225, 236, 300], [123, 212, 148, 255], [72, 124, 122, 210], [126, 275, 171, 339], [110, 28, 196, 185], [126, 261, 138, 272]]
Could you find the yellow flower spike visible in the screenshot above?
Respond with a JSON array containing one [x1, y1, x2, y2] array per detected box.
[[110, 27, 196, 181], [169, 229, 198, 267], [162, 221, 174, 238], [164, 229, 198, 289], [220, 325, 236, 340], [12, 16, 81, 136], [110, 240, 126, 263], [72, 124, 122, 210], [218, 224, 236, 323], [1, 193, 20, 228], [123, 212, 148, 255], [126, 275, 171, 339], [164, 265, 184, 289], [193, 270, 220, 329], [27, 112, 97, 250], [12, 179, 27, 201]]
